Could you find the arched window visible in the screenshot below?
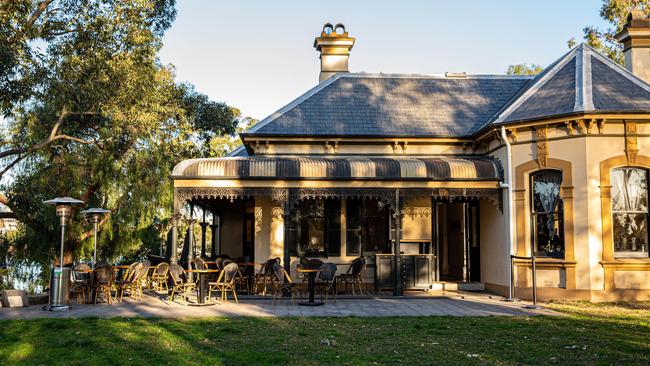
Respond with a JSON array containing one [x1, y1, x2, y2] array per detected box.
[[530, 170, 564, 258], [611, 167, 649, 258]]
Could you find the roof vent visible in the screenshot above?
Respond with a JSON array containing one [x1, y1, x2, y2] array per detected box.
[[445, 72, 467, 78]]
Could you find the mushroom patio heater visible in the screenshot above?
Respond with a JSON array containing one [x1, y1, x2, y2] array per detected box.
[[43, 197, 84, 311], [81, 208, 110, 268]]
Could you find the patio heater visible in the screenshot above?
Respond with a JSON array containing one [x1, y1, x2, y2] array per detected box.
[[81, 208, 110, 268], [43, 197, 84, 311]]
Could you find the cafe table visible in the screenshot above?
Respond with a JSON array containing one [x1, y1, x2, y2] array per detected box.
[[296, 267, 325, 306], [186, 268, 219, 305]]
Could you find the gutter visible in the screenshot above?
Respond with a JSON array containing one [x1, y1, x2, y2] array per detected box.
[[499, 126, 515, 299]]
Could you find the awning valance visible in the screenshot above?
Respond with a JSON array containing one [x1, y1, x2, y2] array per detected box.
[[171, 156, 502, 181]]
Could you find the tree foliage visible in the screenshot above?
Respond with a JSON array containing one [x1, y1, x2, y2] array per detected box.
[[506, 63, 544, 76], [568, 0, 649, 64], [0, 1, 245, 271], [507, 1, 649, 73]]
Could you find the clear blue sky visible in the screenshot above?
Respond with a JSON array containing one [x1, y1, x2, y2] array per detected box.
[[159, 0, 609, 120]]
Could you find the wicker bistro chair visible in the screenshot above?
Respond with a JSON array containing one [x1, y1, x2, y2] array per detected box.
[[208, 262, 239, 303], [115, 262, 145, 302], [70, 263, 91, 303], [317, 262, 338, 303], [168, 263, 196, 306], [253, 258, 280, 295], [139, 261, 152, 290], [191, 257, 207, 270], [92, 265, 115, 304], [271, 263, 301, 305], [336, 257, 366, 295], [151, 262, 170, 292]]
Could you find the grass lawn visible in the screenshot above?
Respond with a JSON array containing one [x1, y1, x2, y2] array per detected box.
[[0, 301, 648, 365]]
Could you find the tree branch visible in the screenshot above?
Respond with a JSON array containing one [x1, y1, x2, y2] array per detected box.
[[0, 106, 94, 160], [25, 0, 55, 32]]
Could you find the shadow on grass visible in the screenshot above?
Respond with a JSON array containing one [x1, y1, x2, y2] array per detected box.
[[1, 303, 649, 365]]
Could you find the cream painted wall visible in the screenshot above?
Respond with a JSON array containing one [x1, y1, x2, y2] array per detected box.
[[479, 196, 509, 286], [254, 197, 284, 264], [402, 196, 432, 241], [505, 121, 650, 294]]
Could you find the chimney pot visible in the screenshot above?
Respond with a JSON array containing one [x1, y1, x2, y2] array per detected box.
[[314, 23, 355, 83], [616, 10, 650, 83]]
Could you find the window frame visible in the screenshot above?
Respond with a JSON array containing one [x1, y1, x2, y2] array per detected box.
[[529, 169, 565, 258], [287, 198, 341, 258], [611, 167, 650, 258]]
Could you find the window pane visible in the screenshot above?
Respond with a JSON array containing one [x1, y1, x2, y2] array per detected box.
[[612, 168, 648, 213], [613, 213, 649, 256], [297, 199, 326, 257], [363, 199, 390, 253], [533, 212, 563, 256], [531, 170, 562, 214], [326, 200, 341, 256], [346, 199, 362, 255]]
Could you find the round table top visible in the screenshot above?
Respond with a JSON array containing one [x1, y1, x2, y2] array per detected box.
[[186, 269, 220, 273], [296, 268, 324, 273], [113, 265, 130, 269]]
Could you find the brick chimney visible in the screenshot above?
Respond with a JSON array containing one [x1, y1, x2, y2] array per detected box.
[[314, 23, 355, 83], [616, 10, 650, 83]]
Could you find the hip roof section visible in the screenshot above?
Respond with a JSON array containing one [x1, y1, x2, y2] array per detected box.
[[244, 44, 650, 140]]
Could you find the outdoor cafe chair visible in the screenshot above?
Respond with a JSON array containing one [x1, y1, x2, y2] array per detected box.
[[139, 260, 152, 290], [70, 262, 91, 303], [116, 262, 144, 302], [271, 262, 300, 305], [317, 262, 337, 303], [336, 257, 366, 296], [253, 258, 280, 295], [151, 262, 170, 291], [208, 262, 239, 303], [92, 265, 115, 304], [191, 257, 207, 270], [298, 257, 324, 286], [168, 263, 196, 306]]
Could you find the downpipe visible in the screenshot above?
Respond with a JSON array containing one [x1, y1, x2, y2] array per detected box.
[[500, 126, 515, 301]]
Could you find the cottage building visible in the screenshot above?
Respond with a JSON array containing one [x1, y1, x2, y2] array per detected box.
[[171, 14, 650, 301]]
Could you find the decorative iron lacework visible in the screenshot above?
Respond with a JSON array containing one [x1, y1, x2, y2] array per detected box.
[[174, 187, 502, 213]]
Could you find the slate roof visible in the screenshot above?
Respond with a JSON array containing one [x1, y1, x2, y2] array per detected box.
[[245, 74, 531, 137], [490, 44, 650, 125], [242, 43, 650, 140]]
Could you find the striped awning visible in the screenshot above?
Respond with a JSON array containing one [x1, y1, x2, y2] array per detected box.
[[171, 156, 501, 181]]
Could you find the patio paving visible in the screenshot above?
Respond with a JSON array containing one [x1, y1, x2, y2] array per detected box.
[[0, 291, 558, 319]]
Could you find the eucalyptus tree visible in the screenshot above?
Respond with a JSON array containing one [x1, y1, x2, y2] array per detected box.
[[0, 1, 241, 270]]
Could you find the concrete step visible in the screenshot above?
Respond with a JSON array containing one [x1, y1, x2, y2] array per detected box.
[[437, 281, 485, 291]]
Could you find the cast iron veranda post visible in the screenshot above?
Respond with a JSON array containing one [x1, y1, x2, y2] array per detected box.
[[210, 213, 219, 260], [200, 209, 208, 258], [282, 197, 292, 276], [170, 214, 179, 265], [187, 217, 196, 282], [393, 188, 403, 296]]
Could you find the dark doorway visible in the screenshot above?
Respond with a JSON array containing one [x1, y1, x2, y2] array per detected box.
[[435, 201, 480, 282]]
